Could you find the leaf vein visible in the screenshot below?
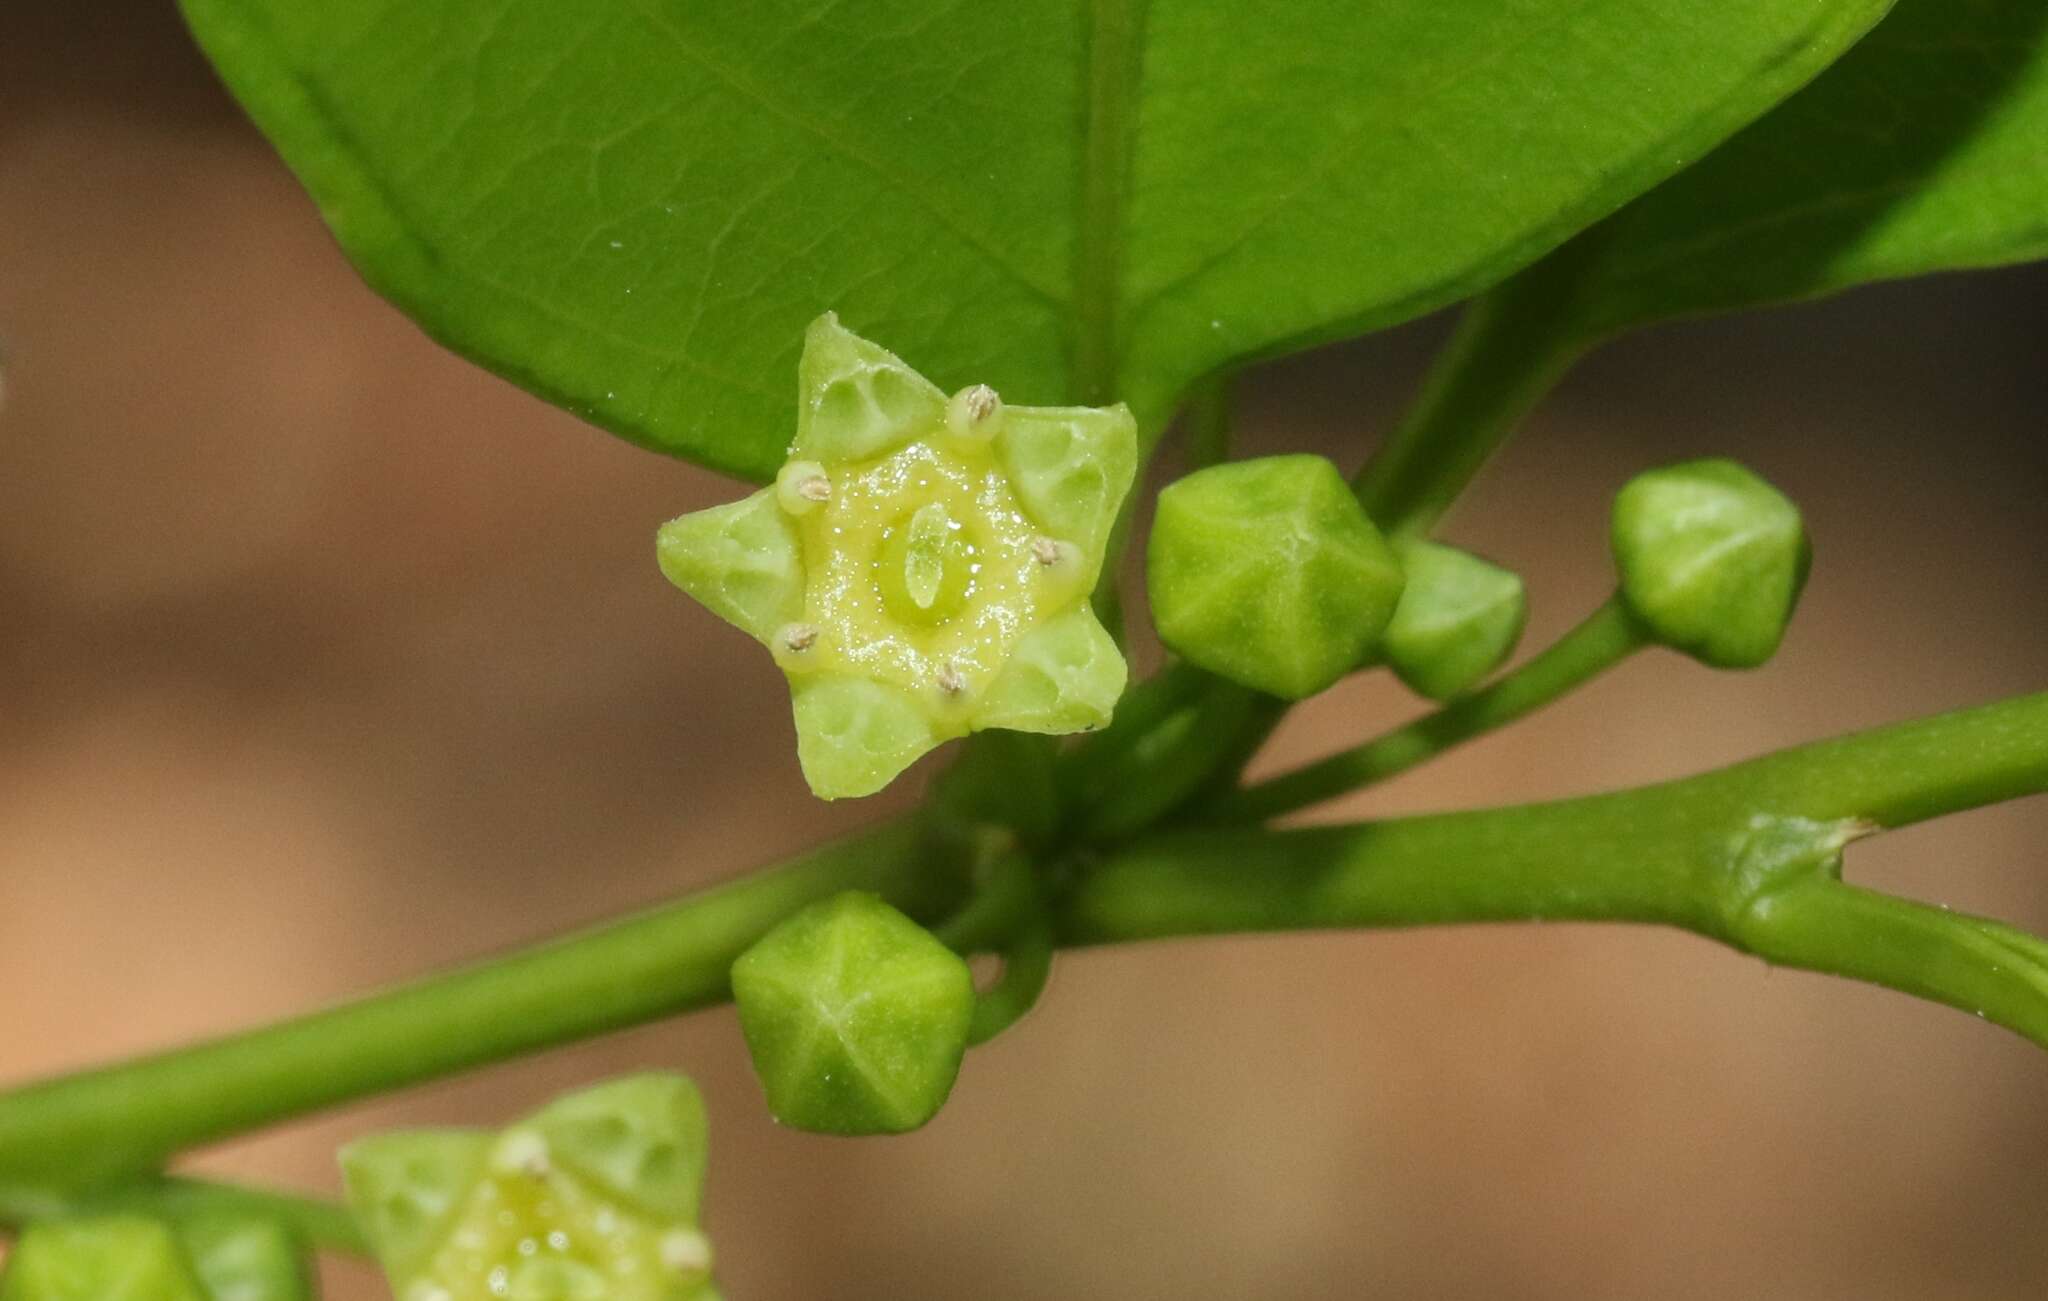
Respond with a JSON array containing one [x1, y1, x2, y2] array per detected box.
[[612, 0, 1066, 308]]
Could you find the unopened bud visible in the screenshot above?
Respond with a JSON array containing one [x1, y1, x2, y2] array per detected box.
[[1147, 455, 1404, 699], [1611, 458, 1808, 668], [732, 892, 974, 1135], [1383, 541, 1527, 701]]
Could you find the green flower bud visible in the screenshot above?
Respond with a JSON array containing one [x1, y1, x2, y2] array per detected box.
[[1382, 540, 1528, 701], [341, 1075, 716, 1301], [0, 1217, 207, 1301], [1147, 455, 1405, 699], [1610, 458, 1810, 668], [658, 314, 1136, 800], [731, 891, 975, 1135]]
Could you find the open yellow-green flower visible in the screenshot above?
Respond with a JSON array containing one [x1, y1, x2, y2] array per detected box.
[[342, 1075, 716, 1301], [658, 315, 1136, 799]]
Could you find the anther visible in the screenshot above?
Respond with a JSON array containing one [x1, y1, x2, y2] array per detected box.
[[1032, 537, 1082, 576], [776, 459, 832, 515], [935, 662, 966, 696], [962, 385, 998, 422], [946, 384, 1004, 439], [492, 1131, 551, 1179], [781, 623, 819, 653]]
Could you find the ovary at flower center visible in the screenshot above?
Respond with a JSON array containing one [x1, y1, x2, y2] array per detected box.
[[790, 439, 1072, 708]]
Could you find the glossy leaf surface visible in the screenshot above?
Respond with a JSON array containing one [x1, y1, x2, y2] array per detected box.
[[1548, 0, 2048, 337], [180, 0, 1892, 477]]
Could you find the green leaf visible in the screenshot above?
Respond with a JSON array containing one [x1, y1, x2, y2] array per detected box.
[[179, 0, 1891, 476], [1551, 0, 2048, 336]]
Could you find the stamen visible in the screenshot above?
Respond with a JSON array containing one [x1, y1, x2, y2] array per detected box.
[[946, 384, 1004, 439], [776, 459, 832, 515], [492, 1131, 551, 1179]]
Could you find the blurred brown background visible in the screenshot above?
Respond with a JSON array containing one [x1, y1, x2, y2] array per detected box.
[[3, 6, 2046, 1298]]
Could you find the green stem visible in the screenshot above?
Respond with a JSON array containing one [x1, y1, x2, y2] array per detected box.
[[1075, 678, 1269, 842], [1183, 371, 1234, 468], [1087, 254, 1594, 831], [966, 914, 1055, 1047], [4, 693, 2042, 1203], [932, 848, 1036, 953], [0, 1177, 366, 1254], [1698, 687, 2048, 830], [1113, 261, 1592, 805], [1057, 665, 1212, 810], [1215, 595, 1648, 822], [1064, 691, 2048, 1047], [0, 816, 957, 1190], [1353, 259, 1591, 538], [931, 848, 1055, 1045], [1730, 880, 2048, 1041]]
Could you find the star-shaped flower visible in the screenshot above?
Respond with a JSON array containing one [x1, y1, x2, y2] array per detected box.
[[342, 1075, 716, 1301], [657, 314, 1135, 799]]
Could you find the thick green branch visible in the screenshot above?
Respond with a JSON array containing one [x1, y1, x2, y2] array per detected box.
[[1216, 595, 1647, 821], [1067, 691, 2048, 1045], [0, 815, 957, 1190], [3, 693, 2040, 1203]]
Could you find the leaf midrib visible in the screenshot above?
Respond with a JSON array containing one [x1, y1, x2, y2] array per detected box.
[[1072, 0, 1145, 404], [1122, 0, 1619, 337]]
